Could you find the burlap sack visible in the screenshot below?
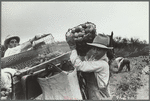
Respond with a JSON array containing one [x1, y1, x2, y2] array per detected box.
[[37, 69, 82, 100]]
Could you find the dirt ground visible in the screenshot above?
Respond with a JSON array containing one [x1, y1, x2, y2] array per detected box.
[[136, 74, 149, 100], [109, 71, 149, 100]]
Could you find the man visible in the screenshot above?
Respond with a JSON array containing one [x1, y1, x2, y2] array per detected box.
[[1, 34, 46, 100], [3, 35, 43, 57], [66, 33, 113, 100], [110, 57, 130, 73], [1, 34, 35, 100]]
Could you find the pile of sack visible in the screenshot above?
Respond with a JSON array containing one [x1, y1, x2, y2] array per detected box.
[[66, 22, 97, 56]]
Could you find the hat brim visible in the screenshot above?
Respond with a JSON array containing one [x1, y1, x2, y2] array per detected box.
[[4, 36, 20, 47], [87, 43, 113, 49]]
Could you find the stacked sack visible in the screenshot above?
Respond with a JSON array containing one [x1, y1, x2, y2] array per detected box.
[[66, 22, 97, 56]]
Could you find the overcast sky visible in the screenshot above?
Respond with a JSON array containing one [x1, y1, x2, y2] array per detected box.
[[1, 1, 149, 44]]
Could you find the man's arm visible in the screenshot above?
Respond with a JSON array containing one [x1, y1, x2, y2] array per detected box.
[[70, 50, 108, 72], [20, 35, 44, 52], [65, 31, 108, 72], [20, 41, 32, 52]]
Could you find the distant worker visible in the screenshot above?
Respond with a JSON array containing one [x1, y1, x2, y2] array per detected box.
[[110, 57, 130, 73]]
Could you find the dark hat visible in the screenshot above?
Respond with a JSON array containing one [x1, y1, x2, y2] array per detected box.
[[4, 35, 20, 47], [87, 34, 113, 49]]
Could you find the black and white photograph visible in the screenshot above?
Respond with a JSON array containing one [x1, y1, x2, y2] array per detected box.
[[1, 1, 149, 100]]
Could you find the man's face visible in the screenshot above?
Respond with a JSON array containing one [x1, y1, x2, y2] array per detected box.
[[8, 39, 19, 48], [86, 46, 107, 60]]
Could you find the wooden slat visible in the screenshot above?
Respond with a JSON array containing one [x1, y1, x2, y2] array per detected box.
[[17, 51, 71, 77], [1, 49, 38, 68]]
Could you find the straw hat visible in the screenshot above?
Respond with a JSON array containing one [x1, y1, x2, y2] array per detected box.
[[4, 35, 20, 47], [87, 34, 113, 49]]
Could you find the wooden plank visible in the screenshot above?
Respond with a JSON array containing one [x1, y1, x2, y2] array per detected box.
[[1, 49, 38, 68]]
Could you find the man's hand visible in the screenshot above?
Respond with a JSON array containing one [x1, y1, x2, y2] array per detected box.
[[66, 31, 76, 50], [30, 35, 41, 43], [34, 34, 50, 40], [30, 34, 50, 44]]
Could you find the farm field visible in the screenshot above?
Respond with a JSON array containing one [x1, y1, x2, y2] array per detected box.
[[109, 56, 149, 100]]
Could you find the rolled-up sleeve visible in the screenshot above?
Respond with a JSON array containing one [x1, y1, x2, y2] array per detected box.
[[70, 50, 108, 72]]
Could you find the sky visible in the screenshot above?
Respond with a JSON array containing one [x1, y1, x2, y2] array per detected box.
[[1, 1, 149, 44]]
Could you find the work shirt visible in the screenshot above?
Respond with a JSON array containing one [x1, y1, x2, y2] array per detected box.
[[70, 50, 110, 88], [4, 46, 22, 57], [4, 41, 32, 57], [115, 57, 124, 68]]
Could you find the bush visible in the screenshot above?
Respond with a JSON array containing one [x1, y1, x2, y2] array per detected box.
[[112, 36, 148, 57]]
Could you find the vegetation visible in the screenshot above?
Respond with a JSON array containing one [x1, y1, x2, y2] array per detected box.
[[56, 37, 149, 58], [109, 55, 149, 100], [115, 70, 143, 99], [112, 37, 149, 57]]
